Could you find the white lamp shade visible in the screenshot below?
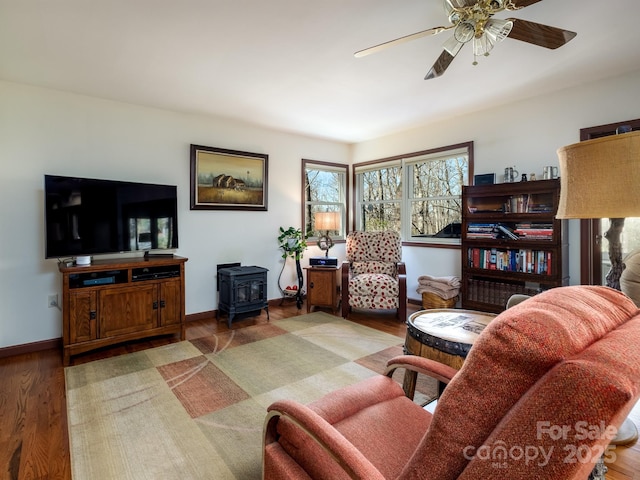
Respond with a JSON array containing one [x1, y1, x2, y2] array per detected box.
[[556, 131, 640, 219], [315, 212, 340, 231]]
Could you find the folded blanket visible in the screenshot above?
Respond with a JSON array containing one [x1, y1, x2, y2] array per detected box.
[[416, 280, 459, 294], [417, 275, 460, 288], [416, 285, 460, 300]]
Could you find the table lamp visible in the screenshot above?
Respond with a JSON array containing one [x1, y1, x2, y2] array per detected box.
[[556, 130, 640, 289], [556, 128, 640, 445], [314, 211, 340, 258]]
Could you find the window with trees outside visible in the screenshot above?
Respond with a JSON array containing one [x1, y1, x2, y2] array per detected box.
[[302, 159, 348, 242], [355, 142, 472, 245]]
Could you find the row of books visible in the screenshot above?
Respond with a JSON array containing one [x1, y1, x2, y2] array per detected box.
[[467, 247, 554, 275], [506, 194, 554, 214], [467, 223, 509, 239], [513, 223, 553, 240], [465, 279, 541, 307], [467, 223, 553, 241], [507, 195, 530, 213], [468, 191, 556, 215]]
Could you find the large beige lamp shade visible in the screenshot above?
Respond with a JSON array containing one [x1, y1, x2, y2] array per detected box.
[[557, 131, 640, 219]]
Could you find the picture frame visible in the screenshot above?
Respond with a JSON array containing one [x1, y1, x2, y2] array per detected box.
[[474, 173, 496, 186], [190, 144, 268, 211]]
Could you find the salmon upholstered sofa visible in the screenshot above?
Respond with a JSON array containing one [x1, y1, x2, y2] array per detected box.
[[263, 286, 640, 479]]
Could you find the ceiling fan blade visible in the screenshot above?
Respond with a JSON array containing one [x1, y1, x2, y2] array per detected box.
[[425, 39, 464, 80], [425, 50, 456, 80], [507, 0, 543, 8], [506, 18, 577, 49], [354, 26, 451, 58]]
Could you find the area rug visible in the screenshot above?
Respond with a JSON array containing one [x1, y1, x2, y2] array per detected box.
[[65, 312, 437, 480]]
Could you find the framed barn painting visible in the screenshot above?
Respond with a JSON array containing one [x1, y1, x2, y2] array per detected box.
[[190, 144, 268, 211]]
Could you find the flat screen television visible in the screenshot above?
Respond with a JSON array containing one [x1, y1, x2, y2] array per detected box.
[[44, 174, 179, 259]]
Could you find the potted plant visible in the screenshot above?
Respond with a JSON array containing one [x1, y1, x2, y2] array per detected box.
[[277, 226, 309, 261], [277, 226, 310, 309]]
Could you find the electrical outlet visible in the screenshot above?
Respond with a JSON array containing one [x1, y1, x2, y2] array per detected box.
[[48, 294, 58, 308]]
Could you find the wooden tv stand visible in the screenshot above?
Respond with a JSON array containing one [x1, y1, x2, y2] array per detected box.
[[59, 255, 187, 365]]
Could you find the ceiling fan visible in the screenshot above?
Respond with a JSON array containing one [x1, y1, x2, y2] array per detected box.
[[354, 0, 577, 80]]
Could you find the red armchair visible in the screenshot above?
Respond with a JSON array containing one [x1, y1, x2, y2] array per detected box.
[[263, 286, 640, 479]]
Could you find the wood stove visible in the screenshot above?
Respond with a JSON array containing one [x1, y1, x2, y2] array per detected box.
[[217, 265, 269, 327]]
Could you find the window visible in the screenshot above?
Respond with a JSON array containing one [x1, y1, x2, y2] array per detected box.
[[355, 142, 472, 245], [302, 159, 348, 241], [357, 162, 402, 232], [600, 218, 640, 285]]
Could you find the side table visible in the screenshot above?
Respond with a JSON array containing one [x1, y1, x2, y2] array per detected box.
[[404, 308, 496, 398], [305, 266, 340, 313]]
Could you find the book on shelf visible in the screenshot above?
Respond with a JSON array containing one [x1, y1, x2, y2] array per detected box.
[[514, 223, 554, 240], [496, 224, 519, 240], [527, 204, 553, 213], [507, 195, 554, 214], [508, 195, 529, 213], [467, 223, 496, 239], [515, 223, 553, 229], [467, 223, 520, 240]]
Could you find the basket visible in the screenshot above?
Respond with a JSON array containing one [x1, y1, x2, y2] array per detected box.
[[422, 291, 458, 310]]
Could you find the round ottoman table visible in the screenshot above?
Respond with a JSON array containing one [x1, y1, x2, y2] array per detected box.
[[404, 308, 496, 398]]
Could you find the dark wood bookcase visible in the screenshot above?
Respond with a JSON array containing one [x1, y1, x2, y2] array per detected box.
[[461, 179, 568, 313]]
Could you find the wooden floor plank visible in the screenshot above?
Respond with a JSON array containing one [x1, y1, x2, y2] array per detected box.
[[2, 354, 38, 480]]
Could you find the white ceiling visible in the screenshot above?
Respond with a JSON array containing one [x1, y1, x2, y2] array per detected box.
[[1, 0, 639, 144]]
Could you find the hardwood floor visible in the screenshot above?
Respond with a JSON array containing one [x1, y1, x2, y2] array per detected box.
[[1, 301, 639, 479]]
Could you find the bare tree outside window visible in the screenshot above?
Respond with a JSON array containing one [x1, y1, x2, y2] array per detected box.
[[302, 160, 348, 240], [359, 165, 402, 232], [355, 142, 472, 244], [409, 155, 467, 237]]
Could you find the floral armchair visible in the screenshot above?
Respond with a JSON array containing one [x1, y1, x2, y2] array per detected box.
[[341, 230, 406, 321]]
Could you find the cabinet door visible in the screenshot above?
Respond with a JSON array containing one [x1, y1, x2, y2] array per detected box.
[[69, 290, 97, 343], [99, 284, 158, 338], [159, 279, 181, 326], [308, 269, 336, 306]]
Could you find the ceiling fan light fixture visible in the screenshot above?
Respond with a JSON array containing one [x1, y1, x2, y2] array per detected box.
[[473, 34, 496, 56], [454, 21, 475, 43], [473, 18, 513, 56], [486, 18, 514, 41]]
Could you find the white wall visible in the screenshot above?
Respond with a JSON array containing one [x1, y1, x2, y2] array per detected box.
[[352, 69, 640, 299], [0, 81, 348, 348], [2, 69, 640, 349]]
